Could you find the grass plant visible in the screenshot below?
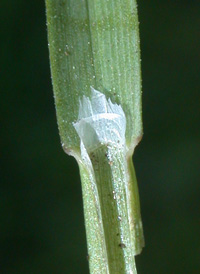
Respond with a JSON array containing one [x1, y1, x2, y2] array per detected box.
[[46, 0, 144, 273]]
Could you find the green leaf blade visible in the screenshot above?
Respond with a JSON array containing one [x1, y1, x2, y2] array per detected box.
[[46, 0, 142, 154]]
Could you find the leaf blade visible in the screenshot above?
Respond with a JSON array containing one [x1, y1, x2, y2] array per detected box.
[[46, 0, 142, 154]]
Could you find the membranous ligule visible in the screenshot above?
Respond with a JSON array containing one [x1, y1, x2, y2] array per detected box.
[[73, 87, 126, 154]]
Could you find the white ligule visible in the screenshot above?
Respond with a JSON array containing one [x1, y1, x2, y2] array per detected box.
[[73, 87, 126, 153]]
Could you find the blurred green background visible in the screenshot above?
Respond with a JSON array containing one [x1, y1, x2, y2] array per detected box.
[[1, 0, 200, 273]]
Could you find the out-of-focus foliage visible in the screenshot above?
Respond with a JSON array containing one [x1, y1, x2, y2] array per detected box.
[[1, 1, 200, 273]]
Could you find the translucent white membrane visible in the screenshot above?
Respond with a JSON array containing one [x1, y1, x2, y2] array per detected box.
[[73, 87, 126, 153]]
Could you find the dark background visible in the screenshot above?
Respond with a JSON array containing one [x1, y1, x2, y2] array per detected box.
[[1, 0, 200, 273]]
